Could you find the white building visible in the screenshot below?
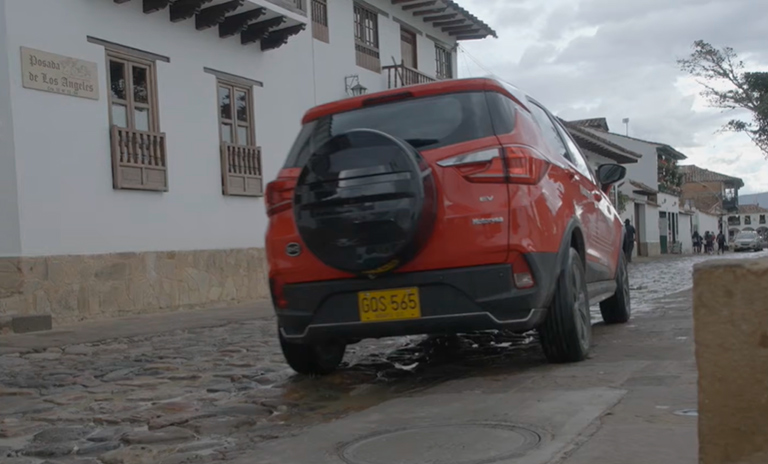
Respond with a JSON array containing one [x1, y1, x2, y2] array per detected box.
[[0, 0, 495, 323], [727, 205, 768, 238], [566, 119, 688, 256]]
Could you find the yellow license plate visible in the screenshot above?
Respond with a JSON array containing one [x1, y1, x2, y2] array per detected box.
[[358, 287, 421, 323]]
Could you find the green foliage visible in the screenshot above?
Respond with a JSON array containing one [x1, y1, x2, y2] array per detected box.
[[617, 191, 629, 214], [678, 40, 768, 158]]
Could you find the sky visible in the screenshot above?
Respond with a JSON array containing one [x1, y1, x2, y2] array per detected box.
[[456, 0, 768, 194]]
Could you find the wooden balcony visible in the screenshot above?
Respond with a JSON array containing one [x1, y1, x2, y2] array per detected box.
[[110, 125, 168, 192], [383, 63, 440, 89], [220, 143, 263, 197]]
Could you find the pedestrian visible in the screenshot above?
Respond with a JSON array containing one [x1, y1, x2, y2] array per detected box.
[[692, 230, 702, 254], [717, 230, 727, 255], [705, 231, 715, 255], [623, 219, 636, 263]]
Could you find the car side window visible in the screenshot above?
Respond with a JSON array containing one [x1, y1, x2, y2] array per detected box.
[[527, 100, 569, 160], [554, 121, 596, 183]]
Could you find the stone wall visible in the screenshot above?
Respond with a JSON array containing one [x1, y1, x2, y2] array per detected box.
[[693, 258, 768, 464], [0, 248, 269, 325]]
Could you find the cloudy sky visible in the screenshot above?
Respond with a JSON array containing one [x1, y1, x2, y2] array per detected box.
[[457, 0, 768, 194]]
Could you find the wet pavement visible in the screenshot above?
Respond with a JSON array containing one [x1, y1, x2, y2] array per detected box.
[[0, 251, 764, 464]]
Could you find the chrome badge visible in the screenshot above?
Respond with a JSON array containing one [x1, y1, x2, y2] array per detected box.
[[285, 243, 301, 257], [472, 217, 504, 225]]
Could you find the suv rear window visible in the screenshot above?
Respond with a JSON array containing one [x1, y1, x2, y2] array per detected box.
[[284, 91, 509, 168]]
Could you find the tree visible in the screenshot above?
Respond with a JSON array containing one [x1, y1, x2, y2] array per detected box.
[[678, 40, 768, 158]]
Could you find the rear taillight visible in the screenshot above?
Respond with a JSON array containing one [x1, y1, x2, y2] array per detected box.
[[265, 177, 297, 217], [270, 278, 288, 309], [438, 145, 550, 185]]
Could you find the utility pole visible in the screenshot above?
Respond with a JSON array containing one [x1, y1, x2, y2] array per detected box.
[[622, 118, 630, 136]]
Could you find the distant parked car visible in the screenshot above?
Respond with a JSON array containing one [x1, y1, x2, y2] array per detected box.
[[732, 231, 764, 252]]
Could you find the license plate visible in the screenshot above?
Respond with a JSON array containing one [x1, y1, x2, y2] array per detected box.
[[358, 287, 421, 323]]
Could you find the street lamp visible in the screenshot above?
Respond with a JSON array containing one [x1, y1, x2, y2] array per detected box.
[[344, 75, 368, 97]]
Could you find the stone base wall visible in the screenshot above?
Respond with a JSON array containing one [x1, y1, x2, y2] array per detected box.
[[0, 248, 269, 326], [694, 258, 768, 464]]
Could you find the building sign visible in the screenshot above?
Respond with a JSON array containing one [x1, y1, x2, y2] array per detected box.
[[20, 47, 99, 100]]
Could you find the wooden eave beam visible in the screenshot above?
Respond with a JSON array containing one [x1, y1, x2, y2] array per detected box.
[[392, 0, 421, 4], [442, 24, 475, 32], [403, 0, 436, 10], [413, 7, 448, 16], [114, 0, 132, 4], [220, 8, 266, 38], [433, 18, 465, 26], [196, 0, 244, 30], [170, 0, 213, 22], [455, 32, 488, 40], [241, 16, 286, 45], [143, 0, 172, 14], [261, 23, 306, 51], [423, 13, 456, 22]]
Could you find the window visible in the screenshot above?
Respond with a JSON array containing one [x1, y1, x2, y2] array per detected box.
[[555, 121, 595, 181], [400, 28, 417, 69], [218, 82, 254, 146], [745, 215, 752, 225], [527, 101, 568, 159], [107, 52, 167, 191], [217, 80, 262, 197], [285, 92, 496, 168], [760, 214, 766, 224], [354, 3, 380, 72], [435, 44, 453, 80], [311, 0, 329, 43]]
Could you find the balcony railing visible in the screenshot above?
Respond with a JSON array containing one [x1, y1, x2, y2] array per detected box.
[[383, 63, 439, 89], [110, 126, 168, 192], [220, 143, 263, 197]]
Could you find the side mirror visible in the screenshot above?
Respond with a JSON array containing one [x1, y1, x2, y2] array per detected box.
[[597, 164, 626, 191]]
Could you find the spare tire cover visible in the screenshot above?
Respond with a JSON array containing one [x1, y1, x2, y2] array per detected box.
[[293, 129, 437, 276]]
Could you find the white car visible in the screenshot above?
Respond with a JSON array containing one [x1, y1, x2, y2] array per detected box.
[[732, 231, 764, 252]]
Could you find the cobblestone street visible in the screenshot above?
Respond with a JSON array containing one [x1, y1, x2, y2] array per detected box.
[[1, 251, 765, 464]]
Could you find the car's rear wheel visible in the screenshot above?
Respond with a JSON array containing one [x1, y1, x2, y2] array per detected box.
[[278, 329, 346, 376], [599, 252, 631, 324], [539, 248, 591, 363]]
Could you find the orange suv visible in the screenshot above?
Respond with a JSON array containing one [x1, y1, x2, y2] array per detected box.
[[266, 78, 631, 375]]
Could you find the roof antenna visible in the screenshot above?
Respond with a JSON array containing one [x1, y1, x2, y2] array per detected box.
[[622, 118, 630, 136]]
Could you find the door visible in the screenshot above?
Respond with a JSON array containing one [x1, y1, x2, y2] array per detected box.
[[400, 28, 417, 69], [554, 120, 618, 281]]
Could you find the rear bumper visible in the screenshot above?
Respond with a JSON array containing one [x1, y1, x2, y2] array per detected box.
[[276, 253, 558, 343]]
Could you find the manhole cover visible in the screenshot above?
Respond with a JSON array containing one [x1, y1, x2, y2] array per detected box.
[[674, 409, 698, 417], [338, 422, 541, 464]]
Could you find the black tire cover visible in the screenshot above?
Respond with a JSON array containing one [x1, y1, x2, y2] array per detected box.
[[293, 129, 437, 276]]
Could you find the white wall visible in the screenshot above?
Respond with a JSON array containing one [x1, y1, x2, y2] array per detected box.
[[5, 0, 313, 257], [0, 0, 22, 257], [679, 213, 693, 253], [695, 210, 720, 236], [596, 132, 659, 191]]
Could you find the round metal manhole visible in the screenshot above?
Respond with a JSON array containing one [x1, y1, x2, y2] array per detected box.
[[674, 409, 698, 417], [338, 422, 542, 464]]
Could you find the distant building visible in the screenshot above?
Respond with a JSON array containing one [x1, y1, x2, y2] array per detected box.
[[680, 165, 744, 240], [567, 118, 688, 256], [727, 204, 768, 239]]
